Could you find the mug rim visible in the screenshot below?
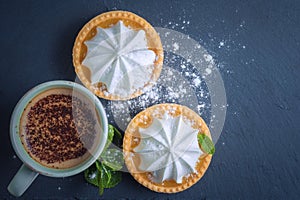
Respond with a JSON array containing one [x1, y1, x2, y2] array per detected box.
[[10, 80, 108, 177]]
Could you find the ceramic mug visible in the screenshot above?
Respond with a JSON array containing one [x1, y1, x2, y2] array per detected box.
[[7, 80, 108, 197]]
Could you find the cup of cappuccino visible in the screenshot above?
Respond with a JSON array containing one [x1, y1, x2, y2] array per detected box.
[[7, 80, 108, 197]]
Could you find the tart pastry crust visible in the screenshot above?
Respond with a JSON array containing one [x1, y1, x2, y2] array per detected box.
[[123, 103, 212, 193], [73, 11, 163, 100]]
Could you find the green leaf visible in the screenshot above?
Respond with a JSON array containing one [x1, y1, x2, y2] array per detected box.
[[84, 164, 100, 187], [95, 160, 102, 171], [113, 127, 122, 139], [198, 134, 215, 155], [101, 148, 124, 171], [98, 171, 104, 195], [104, 170, 122, 188], [104, 124, 115, 150], [101, 164, 122, 188], [112, 126, 122, 146], [96, 162, 122, 195], [84, 124, 123, 196], [101, 162, 112, 184]]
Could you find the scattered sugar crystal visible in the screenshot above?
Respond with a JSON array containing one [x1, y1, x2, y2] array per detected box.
[[180, 89, 187, 95], [199, 90, 204, 97], [205, 68, 212, 75], [170, 92, 179, 98], [167, 70, 173, 76], [203, 54, 213, 62], [219, 41, 225, 48], [173, 42, 179, 51], [193, 78, 201, 86], [197, 104, 205, 110], [89, 173, 96, 179]]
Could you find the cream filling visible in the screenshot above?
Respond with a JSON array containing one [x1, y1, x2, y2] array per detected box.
[[134, 114, 203, 183], [83, 21, 156, 98]]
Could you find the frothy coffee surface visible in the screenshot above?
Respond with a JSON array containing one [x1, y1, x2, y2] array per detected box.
[[20, 88, 101, 169]]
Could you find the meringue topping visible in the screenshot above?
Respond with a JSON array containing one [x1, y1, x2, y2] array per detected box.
[[82, 21, 156, 98], [134, 114, 203, 183]]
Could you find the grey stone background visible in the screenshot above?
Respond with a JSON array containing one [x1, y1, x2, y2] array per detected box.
[[0, 0, 299, 199]]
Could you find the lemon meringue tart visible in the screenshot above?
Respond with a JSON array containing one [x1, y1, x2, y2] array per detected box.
[[123, 104, 213, 193], [73, 11, 163, 100]]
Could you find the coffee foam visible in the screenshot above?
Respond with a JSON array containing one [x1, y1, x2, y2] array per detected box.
[[19, 87, 102, 169]]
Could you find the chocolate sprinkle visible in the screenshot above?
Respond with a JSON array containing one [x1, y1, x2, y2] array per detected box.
[[25, 94, 97, 164]]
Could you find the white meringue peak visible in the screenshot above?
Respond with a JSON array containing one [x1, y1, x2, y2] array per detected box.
[[134, 114, 203, 183], [82, 21, 156, 98]]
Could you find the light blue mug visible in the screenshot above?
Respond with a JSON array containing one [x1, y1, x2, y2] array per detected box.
[[7, 80, 108, 197]]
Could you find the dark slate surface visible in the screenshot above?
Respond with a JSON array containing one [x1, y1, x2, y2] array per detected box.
[[1, 0, 300, 199]]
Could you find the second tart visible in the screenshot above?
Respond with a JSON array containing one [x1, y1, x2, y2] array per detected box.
[[73, 11, 163, 100]]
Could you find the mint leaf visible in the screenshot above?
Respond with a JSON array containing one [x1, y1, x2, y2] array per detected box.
[[104, 169, 121, 188], [96, 161, 122, 194], [112, 127, 122, 146], [84, 124, 123, 196], [95, 160, 102, 171], [95, 161, 108, 195], [98, 171, 104, 195], [84, 164, 99, 187], [100, 163, 122, 188], [101, 161, 112, 184], [99, 163, 111, 195], [104, 125, 115, 150], [101, 148, 124, 171], [198, 134, 215, 155]]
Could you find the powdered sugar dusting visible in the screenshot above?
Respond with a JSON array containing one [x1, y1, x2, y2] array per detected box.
[[173, 43, 179, 51], [108, 51, 212, 131], [101, 16, 228, 144]]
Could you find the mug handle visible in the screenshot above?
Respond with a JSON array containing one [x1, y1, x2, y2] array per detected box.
[[7, 164, 39, 197]]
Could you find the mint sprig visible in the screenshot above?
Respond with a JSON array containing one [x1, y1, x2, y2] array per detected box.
[[198, 133, 215, 155], [101, 148, 124, 171], [84, 124, 123, 195]]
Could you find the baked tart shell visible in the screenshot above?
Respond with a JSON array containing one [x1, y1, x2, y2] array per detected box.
[[123, 103, 213, 193], [73, 11, 164, 100]]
